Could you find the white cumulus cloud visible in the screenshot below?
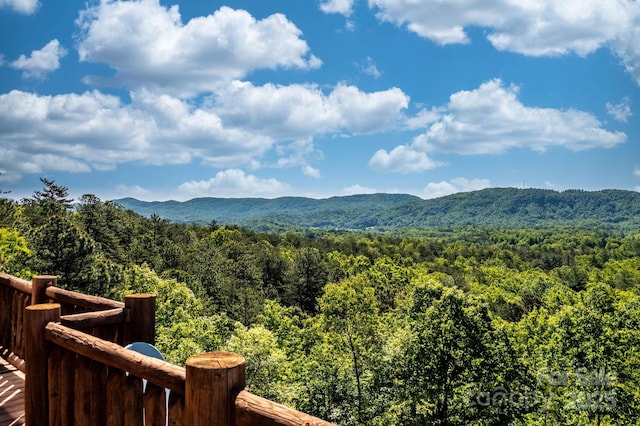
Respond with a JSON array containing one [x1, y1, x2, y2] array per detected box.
[[368, 0, 640, 84], [0, 0, 38, 14], [76, 1, 321, 96], [302, 165, 321, 178], [320, 0, 355, 15], [0, 89, 274, 180], [178, 169, 291, 198], [404, 107, 442, 130], [10, 39, 67, 79], [611, 23, 640, 86], [214, 81, 409, 139], [0, 78, 408, 180], [415, 79, 626, 154], [606, 97, 632, 123], [360, 56, 382, 78], [422, 177, 491, 199], [369, 145, 443, 173], [370, 79, 626, 173]]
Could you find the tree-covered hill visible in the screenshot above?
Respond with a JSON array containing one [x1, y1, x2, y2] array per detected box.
[[375, 188, 640, 230], [115, 188, 640, 231], [115, 193, 421, 228]]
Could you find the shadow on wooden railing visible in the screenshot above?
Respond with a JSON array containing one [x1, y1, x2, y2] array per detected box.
[[1, 273, 333, 426]]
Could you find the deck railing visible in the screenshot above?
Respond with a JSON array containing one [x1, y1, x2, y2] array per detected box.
[[1, 273, 333, 426], [0, 273, 154, 368]]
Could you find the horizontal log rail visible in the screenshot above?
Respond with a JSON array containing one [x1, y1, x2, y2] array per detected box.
[[60, 307, 125, 330], [44, 321, 186, 394], [236, 391, 334, 426], [45, 286, 124, 311], [41, 317, 334, 425], [1, 275, 155, 371], [0, 272, 124, 312], [0, 272, 31, 294]]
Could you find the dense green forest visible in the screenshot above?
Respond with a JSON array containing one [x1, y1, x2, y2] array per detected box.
[[116, 187, 640, 232], [2, 179, 640, 424]]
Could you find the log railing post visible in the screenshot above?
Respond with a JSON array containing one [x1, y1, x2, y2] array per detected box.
[[31, 275, 56, 305], [185, 352, 246, 426], [24, 303, 61, 426], [123, 293, 156, 345]]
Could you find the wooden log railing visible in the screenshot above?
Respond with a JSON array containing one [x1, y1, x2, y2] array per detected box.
[[1, 273, 334, 425], [0, 273, 34, 368], [0, 273, 156, 371]]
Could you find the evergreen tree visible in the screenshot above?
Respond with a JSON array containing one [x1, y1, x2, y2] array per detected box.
[[29, 177, 73, 209], [288, 247, 327, 313]]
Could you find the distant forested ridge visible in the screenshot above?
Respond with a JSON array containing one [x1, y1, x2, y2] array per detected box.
[[116, 188, 640, 231]]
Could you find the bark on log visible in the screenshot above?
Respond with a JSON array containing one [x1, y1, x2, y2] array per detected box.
[[236, 390, 336, 426], [48, 348, 62, 426], [168, 392, 184, 426], [90, 360, 108, 426], [0, 272, 31, 294], [0, 285, 10, 349], [32, 275, 56, 305], [44, 322, 185, 394], [60, 308, 125, 329], [124, 294, 156, 345], [124, 374, 143, 426], [74, 356, 92, 425], [144, 382, 167, 426], [24, 303, 61, 426], [106, 367, 126, 426], [184, 352, 245, 426], [60, 350, 76, 426], [46, 286, 124, 311]]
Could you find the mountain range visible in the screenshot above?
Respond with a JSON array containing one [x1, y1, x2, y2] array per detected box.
[[114, 188, 640, 232]]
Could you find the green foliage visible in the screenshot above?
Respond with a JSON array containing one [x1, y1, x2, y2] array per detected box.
[[28, 213, 96, 287], [591, 257, 640, 292], [123, 264, 203, 328], [122, 264, 232, 365], [0, 227, 31, 277], [0, 197, 17, 228], [318, 275, 380, 424], [157, 314, 231, 366], [6, 180, 640, 425], [76, 194, 127, 263], [224, 324, 295, 403], [511, 283, 640, 424], [388, 277, 512, 424], [287, 247, 327, 312], [30, 177, 73, 208]]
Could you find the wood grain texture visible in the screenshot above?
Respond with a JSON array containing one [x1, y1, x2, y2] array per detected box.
[[236, 391, 335, 426], [185, 352, 245, 426], [23, 303, 60, 426], [44, 323, 185, 394]]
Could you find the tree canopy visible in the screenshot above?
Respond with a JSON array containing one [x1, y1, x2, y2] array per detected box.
[[1, 181, 639, 424]]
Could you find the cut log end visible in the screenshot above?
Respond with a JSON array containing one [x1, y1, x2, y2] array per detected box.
[[26, 303, 61, 312], [186, 352, 245, 370]]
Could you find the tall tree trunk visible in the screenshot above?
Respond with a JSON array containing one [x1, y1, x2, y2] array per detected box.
[[347, 330, 363, 424]]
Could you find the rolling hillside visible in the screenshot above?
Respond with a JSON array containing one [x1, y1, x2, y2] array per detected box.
[[114, 188, 640, 231]]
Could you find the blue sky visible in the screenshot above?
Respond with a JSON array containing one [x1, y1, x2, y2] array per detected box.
[[0, 0, 638, 201]]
